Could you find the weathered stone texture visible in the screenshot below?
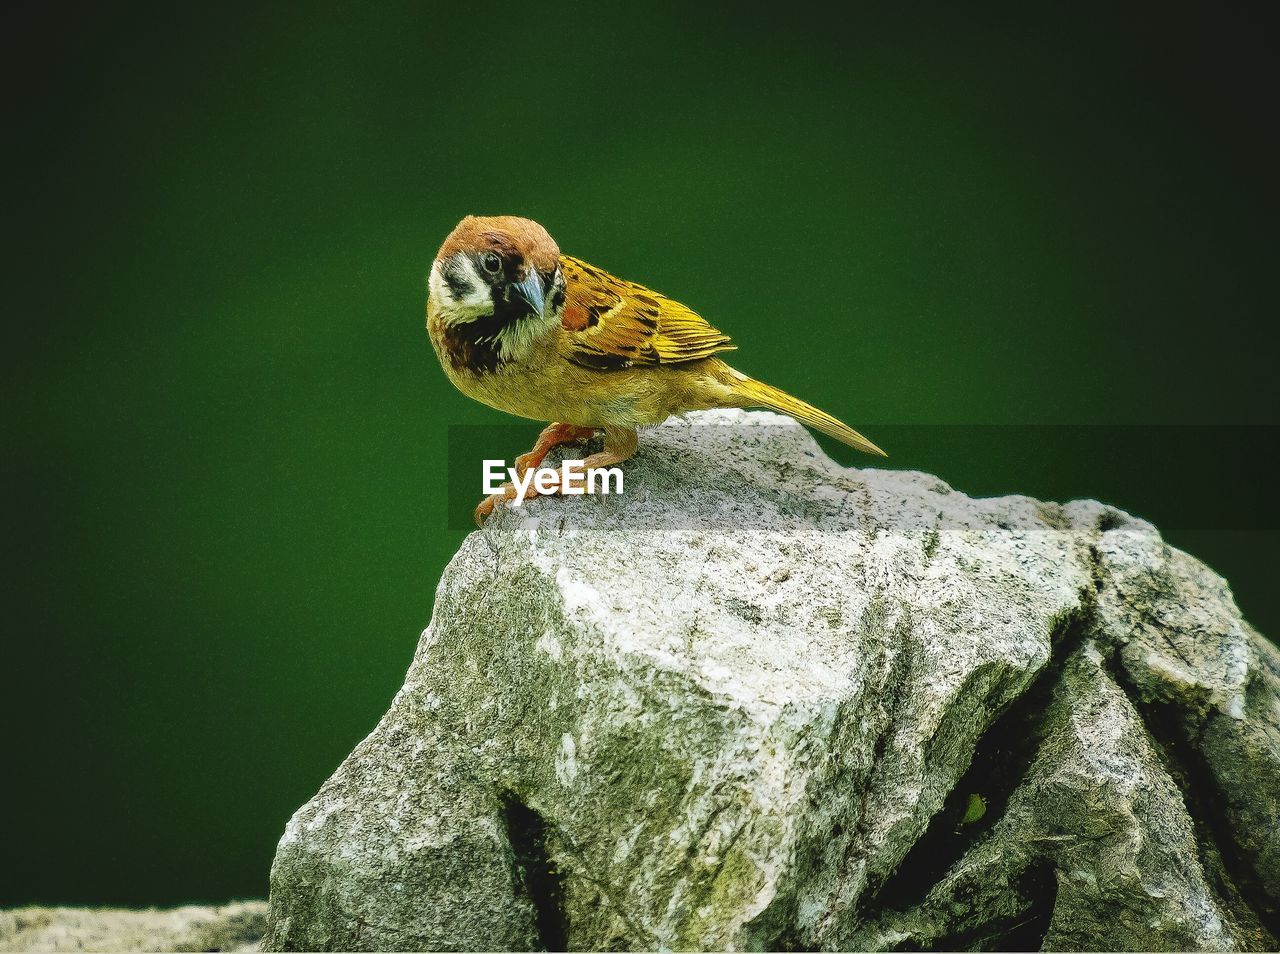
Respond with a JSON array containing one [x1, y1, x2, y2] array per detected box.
[[266, 410, 1278, 951]]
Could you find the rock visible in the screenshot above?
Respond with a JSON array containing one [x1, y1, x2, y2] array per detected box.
[[265, 410, 1279, 951], [0, 901, 267, 952]]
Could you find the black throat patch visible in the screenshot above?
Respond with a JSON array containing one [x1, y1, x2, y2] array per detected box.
[[439, 312, 511, 374]]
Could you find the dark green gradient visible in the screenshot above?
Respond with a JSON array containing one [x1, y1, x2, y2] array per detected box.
[[5, 2, 1275, 906]]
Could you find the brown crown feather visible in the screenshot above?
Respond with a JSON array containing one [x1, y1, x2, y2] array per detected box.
[[436, 215, 561, 274]]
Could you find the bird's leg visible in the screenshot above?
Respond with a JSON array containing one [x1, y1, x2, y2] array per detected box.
[[513, 422, 596, 476], [473, 426, 638, 525], [576, 425, 639, 475], [474, 422, 596, 526], [534, 425, 640, 498]]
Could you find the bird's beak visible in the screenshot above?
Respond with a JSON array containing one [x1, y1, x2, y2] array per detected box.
[[510, 271, 546, 319]]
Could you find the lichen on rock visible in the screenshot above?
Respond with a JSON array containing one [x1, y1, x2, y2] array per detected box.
[[265, 410, 1279, 951]]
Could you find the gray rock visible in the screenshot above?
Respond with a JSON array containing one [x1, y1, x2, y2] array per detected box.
[[265, 410, 1279, 951], [0, 901, 267, 952]]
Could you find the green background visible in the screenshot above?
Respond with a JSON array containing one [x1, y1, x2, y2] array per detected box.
[[6, 3, 1275, 907]]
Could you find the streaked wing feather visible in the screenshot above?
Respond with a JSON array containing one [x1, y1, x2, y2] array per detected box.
[[560, 255, 735, 370]]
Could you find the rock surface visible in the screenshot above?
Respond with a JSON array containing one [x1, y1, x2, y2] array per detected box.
[[0, 902, 267, 952], [266, 409, 1279, 951]]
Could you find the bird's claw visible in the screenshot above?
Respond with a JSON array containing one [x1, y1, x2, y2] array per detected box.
[[474, 491, 509, 526], [474, 423, 596, 527], [474, 474, 564, 527]]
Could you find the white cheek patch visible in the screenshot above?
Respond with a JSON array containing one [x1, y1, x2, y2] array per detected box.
[[428, 255, 494, 322]]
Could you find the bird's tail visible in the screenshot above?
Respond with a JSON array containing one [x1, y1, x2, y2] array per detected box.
[[723, 371, 887, 457]]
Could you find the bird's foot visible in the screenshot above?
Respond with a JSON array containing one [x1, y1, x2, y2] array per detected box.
[[474, 486, 514, 525], [513, 423, 596, 474], [474, 423, 597, 526]]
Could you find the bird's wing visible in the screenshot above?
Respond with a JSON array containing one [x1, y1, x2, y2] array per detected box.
[[558, 255, 736, 370]]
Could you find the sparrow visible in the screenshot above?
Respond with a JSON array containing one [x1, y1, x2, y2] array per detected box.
[[426, 215, 886, 525]]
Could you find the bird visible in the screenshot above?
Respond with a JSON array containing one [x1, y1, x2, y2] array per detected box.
[[426, 215, 886, 525]]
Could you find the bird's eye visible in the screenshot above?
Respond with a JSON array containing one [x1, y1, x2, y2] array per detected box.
[[481, 252, 502, 275]]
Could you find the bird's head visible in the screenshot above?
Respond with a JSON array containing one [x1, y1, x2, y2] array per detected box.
[[428, 216, 565, 331]]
